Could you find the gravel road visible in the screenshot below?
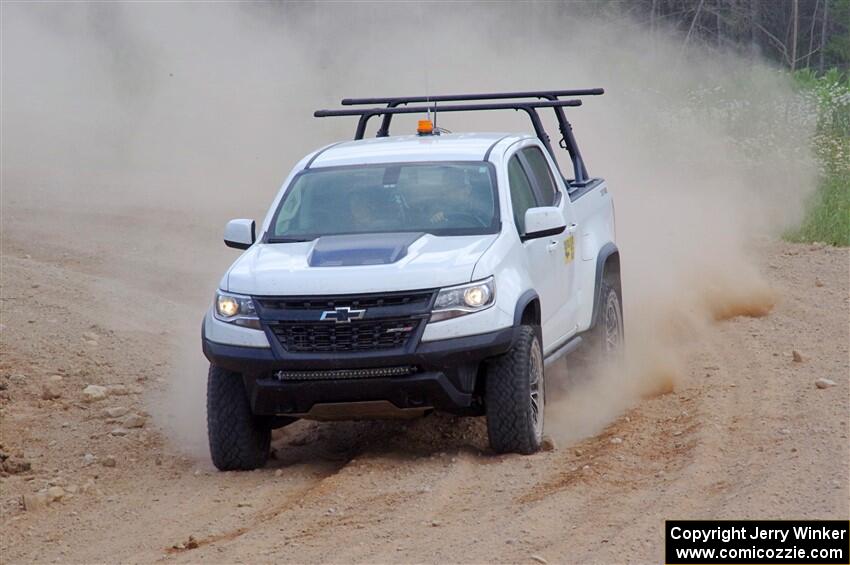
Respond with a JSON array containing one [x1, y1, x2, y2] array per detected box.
[[1, 205, 847, 564]]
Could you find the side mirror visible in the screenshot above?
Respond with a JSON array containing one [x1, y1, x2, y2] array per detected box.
[[523, 207, 566, 241], [224, 219, 256, 250]]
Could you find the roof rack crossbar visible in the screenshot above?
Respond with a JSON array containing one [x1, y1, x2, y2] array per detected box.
[[314, 99, 582, 118], [313, 100, 581, 118], [340, 88, 603, 106]]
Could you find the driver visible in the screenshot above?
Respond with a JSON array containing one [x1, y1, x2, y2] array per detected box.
[[429, 168, 490, 226], [348, 188, 400, 232], [349, 194, 377, 230]]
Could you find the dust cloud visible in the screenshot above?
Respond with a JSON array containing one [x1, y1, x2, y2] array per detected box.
[[1, 3, 817, 455]]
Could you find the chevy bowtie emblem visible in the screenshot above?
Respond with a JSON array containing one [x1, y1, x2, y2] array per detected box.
[[320, 306, 366, 324]]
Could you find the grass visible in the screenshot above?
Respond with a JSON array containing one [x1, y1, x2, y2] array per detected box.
[[789, 165, 850, 245], [785, 69, 850, 247]]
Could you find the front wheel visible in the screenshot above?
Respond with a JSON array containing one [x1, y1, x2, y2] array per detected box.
[[207, 364, 271, 471], [485, 325, 545, 454]]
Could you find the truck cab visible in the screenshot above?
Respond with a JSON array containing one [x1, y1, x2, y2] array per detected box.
[[203, 90, 623, 470]]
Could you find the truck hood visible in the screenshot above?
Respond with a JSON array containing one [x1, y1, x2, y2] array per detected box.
[[224, 233, 497, 295]]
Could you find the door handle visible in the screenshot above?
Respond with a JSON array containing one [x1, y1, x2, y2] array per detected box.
[[546, 240, 560, 252]]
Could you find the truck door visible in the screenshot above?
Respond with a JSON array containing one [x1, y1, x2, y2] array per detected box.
[[510, 146, 578, 346], [507, 150, 576, 352]]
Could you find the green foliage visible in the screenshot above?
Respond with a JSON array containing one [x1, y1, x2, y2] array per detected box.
[[789, 171, 850, 245], [787, 69, 850, 246], [825, 0, 850, 70], [794, 67, 850, 135]]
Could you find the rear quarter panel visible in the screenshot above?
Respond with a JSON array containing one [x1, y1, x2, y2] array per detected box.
[[570, 180, 616, 331]]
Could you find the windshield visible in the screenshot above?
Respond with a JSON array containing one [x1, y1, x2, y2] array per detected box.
[[267, 162, 499, 241]]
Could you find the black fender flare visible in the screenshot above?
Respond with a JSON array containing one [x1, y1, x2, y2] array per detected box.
[[512, 289, 541, 343], [513, 289, 540, 327], [590, 242, 620, 328]]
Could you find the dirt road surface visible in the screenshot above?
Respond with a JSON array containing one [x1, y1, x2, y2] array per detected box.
[[1, 204, 848, 564]]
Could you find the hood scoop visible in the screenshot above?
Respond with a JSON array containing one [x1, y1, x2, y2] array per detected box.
[[307, 232, 424, 267]]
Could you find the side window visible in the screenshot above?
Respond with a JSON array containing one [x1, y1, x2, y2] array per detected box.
[[507, 156, 537, 234], [521, 147, 558, 206]]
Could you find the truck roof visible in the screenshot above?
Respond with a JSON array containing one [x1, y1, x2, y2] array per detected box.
[[309, 132, 530, 168]]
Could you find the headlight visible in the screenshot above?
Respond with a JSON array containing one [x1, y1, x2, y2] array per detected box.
[[431, 277, 495, 322], [214, 291, 261, 329]]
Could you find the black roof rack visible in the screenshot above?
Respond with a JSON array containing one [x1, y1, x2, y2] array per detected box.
[[314, 88, 604, 183]]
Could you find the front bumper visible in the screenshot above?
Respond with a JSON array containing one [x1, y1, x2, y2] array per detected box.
[[202, 326, 515, 416]]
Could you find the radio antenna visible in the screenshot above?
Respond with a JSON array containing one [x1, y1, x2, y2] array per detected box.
[[424, 69, 438, 132], [424, 68, 431, 124]]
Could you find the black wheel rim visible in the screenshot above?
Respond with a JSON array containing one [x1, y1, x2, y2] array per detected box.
[[529, 338, 545, 441], [604, 292, 623, 352]]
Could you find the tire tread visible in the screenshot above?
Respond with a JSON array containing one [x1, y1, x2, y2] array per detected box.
[[485, 325, 541, 455], [207, 365, 270, 471]]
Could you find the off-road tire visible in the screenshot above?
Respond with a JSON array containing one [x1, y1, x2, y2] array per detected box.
[[485, 325, 545, 455], [585, 277, 624, 359], [207, 364, 271, 471]]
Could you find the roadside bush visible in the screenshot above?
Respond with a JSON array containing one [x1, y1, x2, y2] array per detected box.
[[787, 69, 850, 246]]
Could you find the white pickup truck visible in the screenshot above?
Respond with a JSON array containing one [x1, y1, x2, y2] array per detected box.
[[202, 89, 622, 470]]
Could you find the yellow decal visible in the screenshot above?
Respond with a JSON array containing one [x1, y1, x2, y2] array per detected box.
[[564, 235, 575, 263]]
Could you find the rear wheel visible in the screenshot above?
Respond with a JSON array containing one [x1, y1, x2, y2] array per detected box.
[[583, 277, 624, 361], [485, 325, 545, 454], [207, 364, 271, 471]]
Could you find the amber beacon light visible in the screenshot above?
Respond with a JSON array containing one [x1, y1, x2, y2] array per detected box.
[[417, 119, 434, 135]]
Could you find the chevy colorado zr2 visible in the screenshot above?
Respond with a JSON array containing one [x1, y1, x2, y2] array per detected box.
[[202, 89, 623, 470]]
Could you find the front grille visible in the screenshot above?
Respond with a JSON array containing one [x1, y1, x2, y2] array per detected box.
[[255, 290, 433, 311], [269, 318, 420, 353], [257, 290, 434, 354]]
